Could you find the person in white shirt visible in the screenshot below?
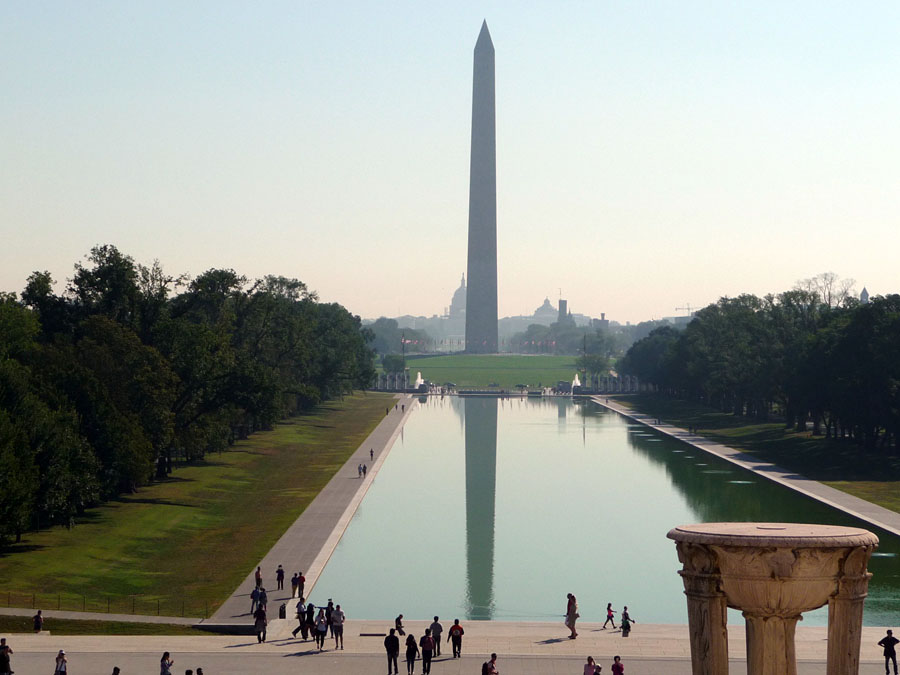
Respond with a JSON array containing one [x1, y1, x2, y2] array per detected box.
[[291, 597, 307, 639], [331, 604, 346, 649]]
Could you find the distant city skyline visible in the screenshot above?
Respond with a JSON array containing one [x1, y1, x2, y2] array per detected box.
[[2, 2, 898, 324]]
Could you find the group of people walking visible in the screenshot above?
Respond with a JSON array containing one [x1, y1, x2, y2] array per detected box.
[[384, 616, 465, 675], [565, 594, 636, 640], [601, 602, 636, 637], [290, 597, 346, 651]]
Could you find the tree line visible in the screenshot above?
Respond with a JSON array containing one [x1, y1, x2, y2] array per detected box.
[[0, 245, 375, 542], [619, 280, 900, 454]]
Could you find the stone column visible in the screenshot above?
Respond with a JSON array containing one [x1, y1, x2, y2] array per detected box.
[[672, 540, 729, 675], [827, 545, 875, 675], [668, 523, 878, 675]]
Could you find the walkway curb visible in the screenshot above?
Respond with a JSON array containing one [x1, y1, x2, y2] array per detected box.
[[593, 396, 900, 538]]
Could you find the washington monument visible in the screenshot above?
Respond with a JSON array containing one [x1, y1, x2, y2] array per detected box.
[[465, 21, 498, 353]]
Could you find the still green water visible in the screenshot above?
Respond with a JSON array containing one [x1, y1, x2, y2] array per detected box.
[[309, 396, 900, 625]]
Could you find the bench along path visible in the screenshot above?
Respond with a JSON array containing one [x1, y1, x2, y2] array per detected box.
[[593, 396, 900, 537], [211, 394, 416, 623]]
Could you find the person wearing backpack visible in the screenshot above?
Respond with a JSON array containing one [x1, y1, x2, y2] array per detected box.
[[419, 628, 435, 674], [482, 652, 499, 675]]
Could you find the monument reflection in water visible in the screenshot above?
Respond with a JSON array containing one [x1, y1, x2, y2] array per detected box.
[[464, 396, 497, 619], [308, 397, 900, 623]]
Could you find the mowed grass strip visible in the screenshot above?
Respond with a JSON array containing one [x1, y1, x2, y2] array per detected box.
[[0, 614, 205, 635], [615, 394, 900, 514], [405, 354, 577, 389], [0, 393, 393, 617]]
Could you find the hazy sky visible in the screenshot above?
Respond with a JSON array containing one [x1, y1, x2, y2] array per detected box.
[[2, 2, 899, 323]]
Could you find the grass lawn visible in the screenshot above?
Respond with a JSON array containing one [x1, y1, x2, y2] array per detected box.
[[404, 354, 577, 389], [0, 615, 205, 635], [615, 394, 900, 514], [0, 393, 392, 618]]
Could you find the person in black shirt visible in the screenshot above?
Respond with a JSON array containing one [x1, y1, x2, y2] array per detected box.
[[0, 637, 13, 675], [305, 601, 316, 638], [879, 629, 900, 675], [384, 628, 400, 675]]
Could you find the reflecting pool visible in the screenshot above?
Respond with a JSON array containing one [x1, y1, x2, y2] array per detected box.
[[309, 397, 900, 624]]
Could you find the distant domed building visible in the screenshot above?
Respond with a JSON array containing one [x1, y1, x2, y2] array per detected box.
[[532, 297, 557, 323], [449, 274, 466, 319]]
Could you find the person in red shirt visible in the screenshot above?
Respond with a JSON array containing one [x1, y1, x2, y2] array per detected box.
[[611, 655, 624, 675], [447, 619, 464, 658]]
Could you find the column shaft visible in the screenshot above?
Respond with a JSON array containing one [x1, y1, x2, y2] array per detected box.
[[744, 613, 799, 675]]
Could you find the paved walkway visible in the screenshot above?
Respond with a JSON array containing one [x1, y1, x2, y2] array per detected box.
[[2, 621, 892, 674], [212, 394, 416, 622], [593, 396, 900, 537], [0, 606, 197, 625]]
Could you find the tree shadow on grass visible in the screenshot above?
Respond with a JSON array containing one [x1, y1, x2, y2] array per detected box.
[[0, 542, 45, 557], [115, 497, 198, 508]]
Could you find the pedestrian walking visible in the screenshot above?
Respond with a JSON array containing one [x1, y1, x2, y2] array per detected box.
[[298, 571, 305, 598], [276, 564, 285, 590], [370, 448, 374, 461], [111, 668, 120, 675], [602, 603, 617, 630], [291, 597, 307, 639], [258, 587, 268, 611], [332, 603, 346, 649], [33, 609, 44, 632], [0, 637, 13, 675], [325, 599, 335, 636], [160, 652, 174, 675], [384, 628, 400, 675], [482, 652, 499, 674], [584, 656, 599, 675], [565, 592, 579, 639], [429, 616, 443, 656], [305, 600, 316, 638], [448, 618, 464, 657], [362, 463, 367, 476], [611, 655, 624, 675], [254, 566, 262, 588], [290, 573, 299, 598], [249, 586, 260, 614], [314, 608, 328, 650], [620, 606, 635, 637], [419, 628, 435, 674], [358, 463, 363, 477], [880, 629, 900, 675], [253, 605, 268, 643], [51, 649, 67, 674], [404, 634, 419, 675], [395, 613, 406, 635]]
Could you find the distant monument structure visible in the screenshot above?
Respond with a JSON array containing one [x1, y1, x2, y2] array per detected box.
[[465, 21, 498, 353]]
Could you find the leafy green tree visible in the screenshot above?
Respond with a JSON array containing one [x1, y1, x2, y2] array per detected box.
[[575, 353, 610, 376]]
